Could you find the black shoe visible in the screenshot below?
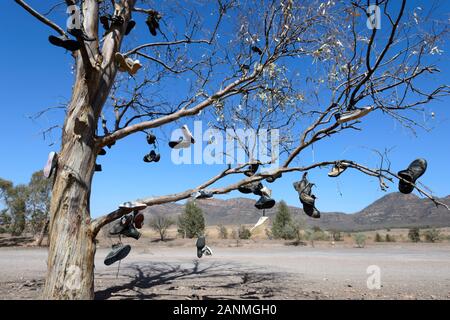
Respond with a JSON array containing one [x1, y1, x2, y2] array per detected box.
[[125, 20, 136, 35], [196, 236, 206, 258], [254, 195, 276, 210], [98, 148, 107, 156], [398, 158, 427, 194], [104, 244, 131, 266], [143, 150, 160, 163], [111, 15, 124, 27], [293, 172, 309, 194], [121, 223, 141, 240], [244, 162, 259, 177], [107, 141, 116, 149], [251, 46, 262, 55], [146, 133, 156, 145], [95, 164, 102, 172], [109, 214, 133, 235], [48, 35, 81, 52], [67, 28, 96, 41], [100, 15, 110, 30], [302, 202, 320, 219], [299, 191, 320, 218], [266, 172, 282, 183], [146, 12, 160, 36]]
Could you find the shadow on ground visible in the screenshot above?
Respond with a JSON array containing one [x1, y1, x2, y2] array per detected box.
[[94, 260, 281, 300], [0, 236, 35, 247]]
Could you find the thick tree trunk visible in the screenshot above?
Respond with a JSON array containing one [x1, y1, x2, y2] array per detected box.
[[42, 78, 99, 299]]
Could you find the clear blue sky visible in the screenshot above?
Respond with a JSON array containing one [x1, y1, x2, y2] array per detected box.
[[0, 1, 449, 218]]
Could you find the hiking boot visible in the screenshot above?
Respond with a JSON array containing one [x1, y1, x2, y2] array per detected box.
[[398, 158, 427, 194], [293, 172, 309, 194], [119, 201, 147, 212], [302, 203, 320, 219], [196, 236, 206, 258], [300, 192, 320, 218], [95, 164, 102, 172], [192, 190, 214, 199], [48, 35, 81, 52], [143, 150, 160, 163], [125, 20, 136, 35], [104, 244, 131, 266], [109, 214, 133, 235], [266, 172, 282, 183], [115, 52, 142, 75], [335, 106, 373, 124], [43, 152, 58, 178], [133, 212, 145, 229], [67, 28, 96, 41], [146, 133, 157, 145], [244, 162, 260, 177], [255, 195, 276, 210], [328, 162, 349, 177]]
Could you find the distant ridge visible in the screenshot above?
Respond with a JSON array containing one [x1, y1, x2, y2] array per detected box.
[[141, 193, 450, 231]]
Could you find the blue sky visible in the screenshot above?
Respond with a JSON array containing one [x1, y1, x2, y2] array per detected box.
[[0, 1, 449, 218]]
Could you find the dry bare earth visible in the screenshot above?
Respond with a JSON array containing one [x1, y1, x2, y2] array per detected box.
[[1, 240, 450, 300]]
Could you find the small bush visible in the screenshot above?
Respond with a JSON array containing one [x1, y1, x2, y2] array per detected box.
[[353, 233, 366, 248], [424, 229, 441, 243], [217, 224, 228, 239], [238, 226, 252, 239], [408, 228, 421, 242], [375, 233, 383, 242], [385, 234, 395, 242]]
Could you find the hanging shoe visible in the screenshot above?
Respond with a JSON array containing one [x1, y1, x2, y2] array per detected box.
[[48, 35, 81, 52], [250, 216, 269, 232], [238, 181, 263, 194], [293, 172, 309, 194], [146, 12, 160, 36], [98, 148, 107, 156], [67, 28, 96, 41], [203, 245, 213, 256], [119, 201, 147, 212], [266, 172, 282, 183], [125, 20, 136, 35], [255, 195, 276, 210], [110, 14, 124, 27], [43, 152, 58, 179], [168, 137, 192, 149], [302, 202, 321, 219], [121, 223, 141, 240], [109, 214, 133, 235], [398, 158, 427, 194], [133, 212, 145, 229], [260, 186, 272, 197], [192, 189, 213, 199], [182, 125, 195, 144], [146, 132, 157, 145], [95, 164, 102, 172], [328, 162, 349, 177], [115, 52, 142, 75], [335, 106, 373, 124], [244, 162, 260, 177], [196, 236, 206, 258], [299, 189, 320, 218], [251, 46, 263, 55], [100, 15, 110, 31], [143, 150, 160, 163], [104, 243, 131, 266]]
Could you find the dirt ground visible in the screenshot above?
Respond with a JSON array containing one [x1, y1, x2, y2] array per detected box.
[[1, 239, 450, 300]]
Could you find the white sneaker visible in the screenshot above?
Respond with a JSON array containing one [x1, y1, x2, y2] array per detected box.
[[119, 201, 147, 211], [328, 162, 349, 177], [203, 245, 213, 256], [43, 152, 58, 179], [336, 106, 373, 124]]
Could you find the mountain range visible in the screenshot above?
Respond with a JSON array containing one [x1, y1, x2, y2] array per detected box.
[[141, 192, 450, 231]]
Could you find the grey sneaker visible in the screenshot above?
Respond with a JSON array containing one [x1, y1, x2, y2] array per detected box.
[[104, 244, 131, 266], [254, 195, 276, 210], [43, 152, 58, 178], [328, 162, 349, 177], [335, 106, 373, 124]]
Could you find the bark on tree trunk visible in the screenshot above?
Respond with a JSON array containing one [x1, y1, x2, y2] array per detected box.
[[42, 78, 99, 300]]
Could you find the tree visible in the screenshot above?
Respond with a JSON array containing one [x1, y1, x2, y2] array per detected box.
[[408, 228, 421, 242], [385, 234, 395, 242], [177, 202, 205, 239], [12, 0, 449, 299], [353, 233, 366, 248], [375, 233, 383, 242], [272, 200, 296, 240], [238, 225, 252, 239], [217, 224, 228, 239], [424, 228, 441, 243], [149, 215, 174, 241], [27, 171, 52, 245]]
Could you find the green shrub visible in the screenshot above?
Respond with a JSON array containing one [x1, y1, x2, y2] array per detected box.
[[424, 229, 441, 243], [177, 201, 205, 238], [375, 233, 383, 242], [408, 228, 421, 242], [238, 225, 252, 239], [353, 233, 366, 248]]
